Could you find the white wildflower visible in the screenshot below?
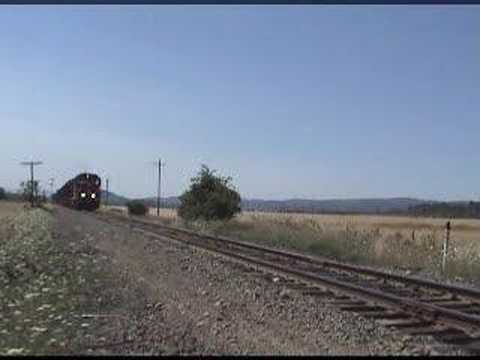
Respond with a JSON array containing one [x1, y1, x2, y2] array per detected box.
[[7, 348, 24, 355], [25, 292, 40, 299], [31, 326, 48, 333]]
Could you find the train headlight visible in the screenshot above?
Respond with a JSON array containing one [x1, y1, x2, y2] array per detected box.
[[91, 193, 96, 199], [81, 193, 86, 198]]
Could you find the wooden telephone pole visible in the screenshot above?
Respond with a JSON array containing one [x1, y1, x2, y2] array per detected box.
[[157, 159, 165, 216], [442, 221, 451, 276], [20, 161, 43, 207], [48, 178, 55, 200], [105, 178, 109, 207]]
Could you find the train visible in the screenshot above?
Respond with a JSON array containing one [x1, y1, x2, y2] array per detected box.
[[53, 173, 102, 211]]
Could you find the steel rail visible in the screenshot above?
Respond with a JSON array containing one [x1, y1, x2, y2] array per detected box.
[[131, 225, 480, 332], [90, 211, 480, 352], [120, 214, 480, 301], [98, 214, 480, 329]]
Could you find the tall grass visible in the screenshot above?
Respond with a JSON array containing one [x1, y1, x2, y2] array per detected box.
[[108, 206, 480, 283]]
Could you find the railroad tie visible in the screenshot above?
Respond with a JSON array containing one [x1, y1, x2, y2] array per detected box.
[[286, 284, 314, 290], [326, 300, 366, 307], [301, 289, 335, 297], [340, 305, 386, 313], [464, 308, 480, 315], [396, 325, 450, 336], [419, 297, 457, 303], [361, 311, 410, 320], [378, 318, 432, 329], [437, 332, 477, 345], [436, 302, 478, 311], [463, 340, 480, 353]]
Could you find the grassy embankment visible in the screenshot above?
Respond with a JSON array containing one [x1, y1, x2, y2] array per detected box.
[[0, 203, 125, 355]]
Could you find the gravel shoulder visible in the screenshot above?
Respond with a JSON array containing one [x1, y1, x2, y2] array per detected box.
[[60, 208, 463, 355], [0, 205, 466, 355]]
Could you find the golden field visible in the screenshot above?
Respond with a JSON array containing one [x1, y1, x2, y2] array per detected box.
[[0, 201, 24, 220], [105, 206, 480, 281]]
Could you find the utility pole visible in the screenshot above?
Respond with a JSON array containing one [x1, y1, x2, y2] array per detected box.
[[20, 161, 43, 207], [157, 158, 165, 216], [105, 178, 109, 207], [48, 178, 55, 200], [442, 221, 451, 276]]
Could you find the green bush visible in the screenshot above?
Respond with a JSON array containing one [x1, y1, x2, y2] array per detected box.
[[0, 187, 5, 200], [178, 165, 241, 222], [127, 201, 148, 216]]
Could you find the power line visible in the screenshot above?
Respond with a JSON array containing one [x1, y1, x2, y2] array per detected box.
[[20, 161, 43, 207]]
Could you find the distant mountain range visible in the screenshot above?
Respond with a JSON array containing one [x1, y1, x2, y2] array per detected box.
[[3, 187, 477, 217], [100, 191, 433, 214], [240, 197, 430, 214], [100, 191, 180, 208], [100, 190, 131, 206], [135, 196, 181, 208]]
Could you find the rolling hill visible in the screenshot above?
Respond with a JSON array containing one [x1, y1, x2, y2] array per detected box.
[[131, 196, 431, 214], [100, 190, 130, 206], [92, 191, 480, 218]]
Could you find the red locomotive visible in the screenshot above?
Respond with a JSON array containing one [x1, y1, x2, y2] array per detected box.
[[53, 173, 101, 211]]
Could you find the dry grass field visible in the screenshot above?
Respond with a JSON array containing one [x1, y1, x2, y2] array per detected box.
[[0, 201, 24, 220], [106, 206, 480, 282]]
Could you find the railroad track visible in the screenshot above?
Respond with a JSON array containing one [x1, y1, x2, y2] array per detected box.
[[97, 212, 480, 354]]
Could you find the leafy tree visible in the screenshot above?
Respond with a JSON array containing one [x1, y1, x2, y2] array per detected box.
[[0, 187, 5, 200], [178, 165, 241, 221], [19, 180, 40, 203], [408, 201, 480, 219], [127, 201, 148, 216]]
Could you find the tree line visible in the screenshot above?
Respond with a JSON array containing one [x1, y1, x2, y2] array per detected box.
[[0, 181, 47, 203], [407, 202, 480, 219]]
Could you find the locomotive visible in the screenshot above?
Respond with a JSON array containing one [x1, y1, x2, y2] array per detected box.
[[53, 173, 102, 211]]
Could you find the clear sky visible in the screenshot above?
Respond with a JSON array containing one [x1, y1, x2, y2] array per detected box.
[[1, 5, 479, 200]]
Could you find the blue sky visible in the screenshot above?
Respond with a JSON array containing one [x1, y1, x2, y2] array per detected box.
[[0, 6, 479, 200]]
